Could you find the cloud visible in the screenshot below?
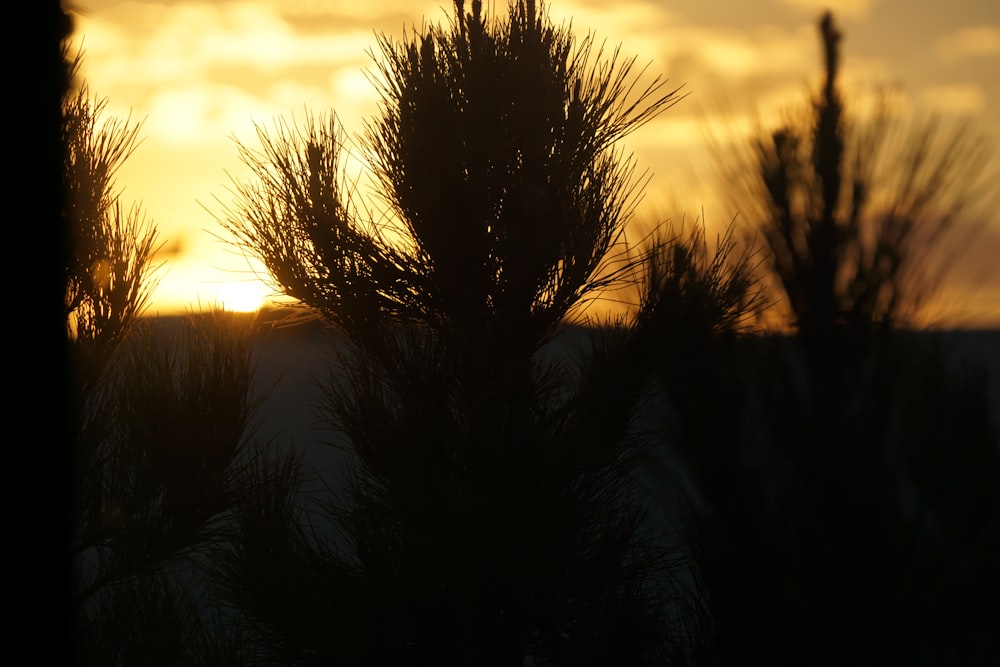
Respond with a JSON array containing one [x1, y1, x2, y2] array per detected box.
[[144, 83, 278, 142], [772, 0, 880, 19], [530, 0, 677, 78], [674, 24, 817, 79], [72, 2, 390, 89], [936, 25, 1000, 60], [70, 1, 392, 145], [919, 83, 988, 116]]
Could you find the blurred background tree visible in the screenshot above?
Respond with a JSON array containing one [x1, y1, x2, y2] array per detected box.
[[669, 11, 1000, 666]]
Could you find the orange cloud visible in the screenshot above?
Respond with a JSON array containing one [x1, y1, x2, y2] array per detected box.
[[936, 25, 1000, 60], [774, 0, 881, 19], [920, 83, 988, 116]]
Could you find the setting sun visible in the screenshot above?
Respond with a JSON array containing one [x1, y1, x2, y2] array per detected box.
[[209, 279, 271, 312]]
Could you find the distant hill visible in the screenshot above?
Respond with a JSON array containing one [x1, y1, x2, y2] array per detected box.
[[131, 312, 1000, 463]]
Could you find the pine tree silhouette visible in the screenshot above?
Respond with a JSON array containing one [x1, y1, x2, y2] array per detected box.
[[680, 11, 1000, 666], [217, 1, 707, 663], [65, 49, 301, 665]]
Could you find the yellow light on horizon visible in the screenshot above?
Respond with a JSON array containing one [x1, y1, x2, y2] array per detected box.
[[211, 279, 272, 313]]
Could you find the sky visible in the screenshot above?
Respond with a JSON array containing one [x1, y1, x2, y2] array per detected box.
[[68, 0, 1000, 327]]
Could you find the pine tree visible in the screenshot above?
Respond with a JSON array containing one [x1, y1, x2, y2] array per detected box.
[[65, 49, 301, 665], [217, 1, 701, 663], [687, 12, 1000, 665]]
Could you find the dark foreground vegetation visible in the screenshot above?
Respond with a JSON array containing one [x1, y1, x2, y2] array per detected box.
[[66, 1, 998, 664]]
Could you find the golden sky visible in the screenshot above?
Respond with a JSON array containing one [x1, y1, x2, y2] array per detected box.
[[68, 0, 1000, 326]]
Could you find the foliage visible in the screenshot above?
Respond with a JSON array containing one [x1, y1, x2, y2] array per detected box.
[[218, 1, 701, 663], [64, 49, 301, 665], [62, 50, 160, 393], [72, 309, 295, 664], [729, 14, 991, 342], [674, 12, 1000, 666], [636, 219, 764, 348], [221, 0, 681, 346]]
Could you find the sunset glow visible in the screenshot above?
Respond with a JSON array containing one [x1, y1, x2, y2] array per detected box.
[[69, 0, 1000, 326], [210, 279, 272, 312]]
